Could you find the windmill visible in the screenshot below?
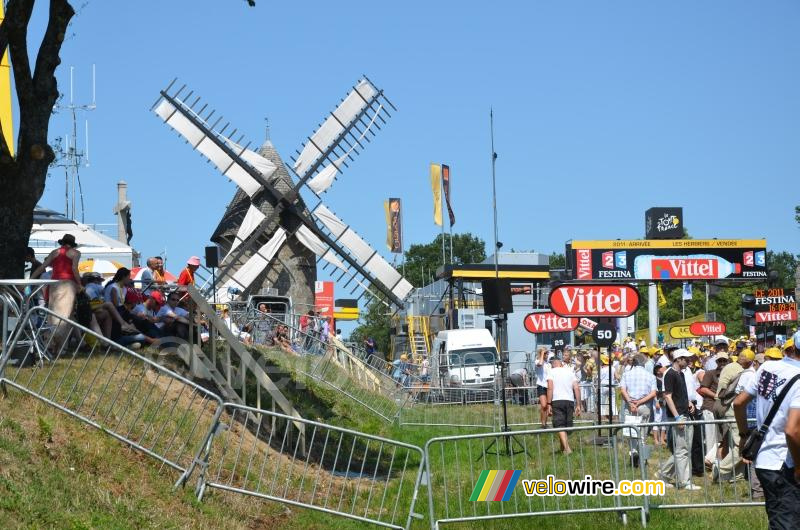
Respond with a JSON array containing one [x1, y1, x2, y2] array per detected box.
[[152, 77, 413, 308]]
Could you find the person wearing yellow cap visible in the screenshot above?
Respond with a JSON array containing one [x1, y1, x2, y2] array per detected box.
[[733, 331, 800, 528], [764, 347, 783, 361], [713, 348, 755, 482]]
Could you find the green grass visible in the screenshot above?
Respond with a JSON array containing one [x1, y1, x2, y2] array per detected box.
[[0, 348, 770, 529]]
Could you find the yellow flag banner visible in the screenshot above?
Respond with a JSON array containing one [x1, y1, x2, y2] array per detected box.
[[657, 283, 667, 307], [0, 3, 14, 156], [430, 163, 442, 226]]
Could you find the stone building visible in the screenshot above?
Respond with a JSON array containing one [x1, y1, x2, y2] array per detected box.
[[210, 140, 316, 310]]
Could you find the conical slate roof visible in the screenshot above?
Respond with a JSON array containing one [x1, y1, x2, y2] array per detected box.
[[210, 140, 299, 247], [210, 139, 316, 307]]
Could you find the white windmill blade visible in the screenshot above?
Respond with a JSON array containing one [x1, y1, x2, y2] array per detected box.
[[216, 227, 288, 302], [154, 98, 274, 196], [311, 203, 413, 302], [294, 79, 378, 177], [224, 204, 267, 261], [305, 101, 385, 194], [294, 225, 348, 272]]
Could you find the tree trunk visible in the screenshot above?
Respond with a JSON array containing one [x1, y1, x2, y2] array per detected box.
[[0, 170, 37, 278], [0, 0, 75, 279]]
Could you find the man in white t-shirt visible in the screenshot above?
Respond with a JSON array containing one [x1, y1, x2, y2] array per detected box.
[[547, 356, 582, 454], [734, 332, 800, 529]]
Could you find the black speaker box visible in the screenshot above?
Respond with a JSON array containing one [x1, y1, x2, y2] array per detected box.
[[481, 278, 513, 315], [205, 246, 220, 268]]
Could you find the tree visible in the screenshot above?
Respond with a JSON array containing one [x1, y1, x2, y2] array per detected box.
[[796, 205, 800, 228], [402, 233, 486, 287], [0, 0, 75, 278], [548, 252, 565, 269], [349, 295, 392, 355]]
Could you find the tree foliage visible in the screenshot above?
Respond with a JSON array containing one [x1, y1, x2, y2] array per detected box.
[[0, 0, 75, 278], [350, 232, 487, 355], [349, 296, 392, 355], [402, 233, 486, 287]]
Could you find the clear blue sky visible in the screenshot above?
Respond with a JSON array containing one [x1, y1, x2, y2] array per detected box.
[[27, 1, 800, 280]]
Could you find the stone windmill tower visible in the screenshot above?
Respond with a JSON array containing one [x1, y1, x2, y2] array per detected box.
[[210, 139, 316, 309], [153, 76, 413, 309]]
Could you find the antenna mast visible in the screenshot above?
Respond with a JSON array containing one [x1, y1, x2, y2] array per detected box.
[[54, 64, 97, 222]]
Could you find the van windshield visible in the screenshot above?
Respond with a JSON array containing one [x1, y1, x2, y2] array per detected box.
[[448, 348, 497, 367]]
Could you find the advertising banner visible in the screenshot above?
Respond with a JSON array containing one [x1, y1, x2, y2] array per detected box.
[[314, 281, 335, 323], [523, 312, 579, 334], [442, 164, 456, 226], [689, 321, 726, 336], [384, 197, 402, 253], [645, 207, 683, 239], [569, 239, 767, 281], [549, 284, 640, 318], [754, 288, 797, 323]]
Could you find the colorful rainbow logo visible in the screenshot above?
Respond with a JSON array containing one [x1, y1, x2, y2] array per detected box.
[[469, 470, 521, 501]]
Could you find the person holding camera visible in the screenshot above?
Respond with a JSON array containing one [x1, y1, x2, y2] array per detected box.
[[734, 332, 800, 529]]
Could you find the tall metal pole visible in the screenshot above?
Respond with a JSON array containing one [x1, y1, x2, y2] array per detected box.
[[490, 109, 499, 280]]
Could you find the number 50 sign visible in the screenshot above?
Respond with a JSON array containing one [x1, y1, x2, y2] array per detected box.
[[592, 323, 616, 348]]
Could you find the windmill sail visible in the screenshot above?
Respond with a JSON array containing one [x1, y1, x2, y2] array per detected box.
[[293, 78, 393, 196], [154, 78, 412, 308], [312, 203, 413, 302], [154, 98, 274, 196]]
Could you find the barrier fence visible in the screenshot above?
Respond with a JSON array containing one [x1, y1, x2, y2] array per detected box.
[[632, 418, 764, 511], [196, 403, 426, 529], [424, 423, 649, 529], [0, 306, 224, 487], [0, 303, 765, 528], [399, 387, 497, 429]]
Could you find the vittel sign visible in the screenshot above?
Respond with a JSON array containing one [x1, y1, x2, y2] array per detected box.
[[549, 284, 640, 318], [524, 312, 579, 334], [689, 322, 726, 336]]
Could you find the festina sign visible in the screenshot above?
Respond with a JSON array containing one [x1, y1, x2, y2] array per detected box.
[[549, 284, 640, 318], [524, 312, 579, 334], [754, 288, 797, 324], [689, 322, 727, 336]]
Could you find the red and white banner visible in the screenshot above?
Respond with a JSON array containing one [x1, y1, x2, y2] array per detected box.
[[549, 284, 640, 318], [689, 321, 727, 336], [576, 249, 592, 280], [315, 281, 335, 322], [578, 317, 598, 331], [755, 310, 797, 323], [524, 312, 579, 334]]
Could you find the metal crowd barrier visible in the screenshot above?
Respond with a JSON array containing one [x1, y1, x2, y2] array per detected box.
[[424, 423, 649, 529], [197, 402, 426, 529], [0, 306, 224, 487], [306, 347, 409, 422], [399, 387, 497, 429], [631, 418, 764, 512]]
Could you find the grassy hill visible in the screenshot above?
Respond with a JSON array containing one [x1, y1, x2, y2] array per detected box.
[[0, 347, 770, 529]]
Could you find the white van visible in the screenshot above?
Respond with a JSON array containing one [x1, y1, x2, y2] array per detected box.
[[430, 329, 498, 389]]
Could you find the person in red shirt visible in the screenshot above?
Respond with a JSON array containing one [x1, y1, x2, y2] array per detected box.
[[177, 256, 200, 286], [32, 234, 82, 346]]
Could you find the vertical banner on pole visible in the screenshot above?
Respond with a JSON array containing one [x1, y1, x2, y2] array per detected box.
[[430, 163, 442, 226], [442, 164, 455, 227], [386, 197, 402, 253]]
